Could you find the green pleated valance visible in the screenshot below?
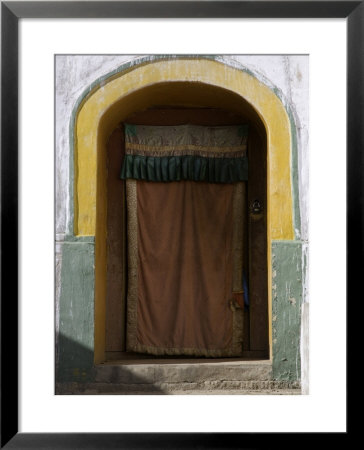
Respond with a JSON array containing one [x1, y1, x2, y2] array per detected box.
[[120, 123, 249, 183]]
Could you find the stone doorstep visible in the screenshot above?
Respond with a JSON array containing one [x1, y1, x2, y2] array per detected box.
[[56, 380, 301, 395], [94, 360, 273, 384], [56, 361, 302, 394]]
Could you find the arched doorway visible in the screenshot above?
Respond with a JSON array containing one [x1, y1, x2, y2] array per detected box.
[[104, 83, 268, 360], [72, 57, 296, 365]]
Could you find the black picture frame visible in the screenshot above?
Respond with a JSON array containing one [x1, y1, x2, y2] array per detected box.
[[1, 1, 356, 448]]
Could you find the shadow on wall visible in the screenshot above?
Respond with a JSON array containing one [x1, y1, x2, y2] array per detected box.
[[56, 334, 165, 395], [57, 333, 94, 383]]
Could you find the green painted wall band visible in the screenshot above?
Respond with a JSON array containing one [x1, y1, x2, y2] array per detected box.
[[58, 242, 95, 382], [272, 241, 303, 380]]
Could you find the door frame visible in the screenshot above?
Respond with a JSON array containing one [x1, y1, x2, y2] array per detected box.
[[105, 107, 268, 358]]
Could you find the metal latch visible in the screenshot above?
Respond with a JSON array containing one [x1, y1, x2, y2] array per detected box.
[[250, 199, 263, 214]]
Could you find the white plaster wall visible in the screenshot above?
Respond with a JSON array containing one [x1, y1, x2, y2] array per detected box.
[[55, 54, 309, 240], [55, 54, 309, 390], [55, 55, 133, 238]]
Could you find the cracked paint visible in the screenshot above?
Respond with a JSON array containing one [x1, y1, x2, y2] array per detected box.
[[272, 241, 303, 381]]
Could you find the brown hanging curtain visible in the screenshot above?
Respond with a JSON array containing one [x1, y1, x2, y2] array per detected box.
[[120, 124, 248, 357]]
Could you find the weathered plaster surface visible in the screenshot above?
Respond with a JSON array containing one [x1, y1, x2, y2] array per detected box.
[[58, 241, 95, 382], [272, 241, 303, 380], [56, 55, 308, 239], [56, 55, 132, 237]]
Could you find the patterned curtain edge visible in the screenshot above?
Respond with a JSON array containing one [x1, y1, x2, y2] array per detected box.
[[121, 123, 249, 183], [120, 154, 248, 183]]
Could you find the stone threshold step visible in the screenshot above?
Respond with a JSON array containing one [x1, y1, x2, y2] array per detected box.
[[56, 380, 301, 395], [95, 360, 273, 384]]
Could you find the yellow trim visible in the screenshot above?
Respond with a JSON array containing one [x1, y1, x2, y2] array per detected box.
[[74, 58, 295, 362], [75, 59, 293, 239]]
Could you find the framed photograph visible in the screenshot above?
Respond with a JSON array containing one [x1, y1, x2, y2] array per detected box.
[[1, 1, 355, 447]]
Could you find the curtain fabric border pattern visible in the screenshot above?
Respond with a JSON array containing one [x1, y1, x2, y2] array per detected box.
[[120, 123, 249, 183]]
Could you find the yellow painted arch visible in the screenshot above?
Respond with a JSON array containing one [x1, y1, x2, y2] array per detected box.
[[75, 58, 294, 240], [74, 58, 294, 362]]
